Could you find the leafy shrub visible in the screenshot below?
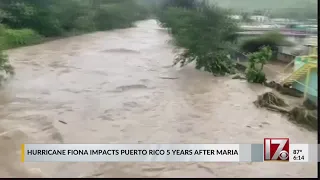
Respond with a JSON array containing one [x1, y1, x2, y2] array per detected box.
[[245, 46, 272, 83], [1, 28, 42, 49], [94, 5, 133, 30], [245, 68, 266, 83], [0, 1, 64, 37], [0, 50, 14, 84], [158, 3, 239, 75]]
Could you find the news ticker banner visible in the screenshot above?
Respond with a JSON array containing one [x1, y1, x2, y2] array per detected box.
[[21, 142, 319, 163]]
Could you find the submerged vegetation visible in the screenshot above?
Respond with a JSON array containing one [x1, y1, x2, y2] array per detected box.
[[0, 50, 14, 84], [245, 46, 272, 84]]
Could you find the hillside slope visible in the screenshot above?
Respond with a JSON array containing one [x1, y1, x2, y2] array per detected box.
[[210, 0, 317, 11]]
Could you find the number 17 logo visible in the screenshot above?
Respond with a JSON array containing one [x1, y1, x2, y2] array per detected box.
[[264, 138, 289, 161]]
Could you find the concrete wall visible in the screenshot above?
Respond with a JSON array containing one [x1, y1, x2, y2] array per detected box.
[[277, 53, 295, 63]]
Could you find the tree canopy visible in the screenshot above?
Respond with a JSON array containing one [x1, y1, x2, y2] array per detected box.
[[157, 0, 239, 75]]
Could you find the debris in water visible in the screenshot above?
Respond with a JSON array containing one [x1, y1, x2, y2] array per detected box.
[[235, 63, 247, 72], [115, 84, 148, 92], [254, 92, 288, 109], [58, 120, 67, 125], [303, 99, 317, 110], [231, 74, 246, 80], [254, 92, 318, 131], [162, 65, 174, 68], [159, 77, 179, 80], [263, 81, 303, 98], [102, 48, 140, 54], [289, 107, 317, 131]]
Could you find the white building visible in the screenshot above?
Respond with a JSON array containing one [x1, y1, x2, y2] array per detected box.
[[228, 15, 242, 21], [250, 16, 269, 23], [270, 18, 297, 25]]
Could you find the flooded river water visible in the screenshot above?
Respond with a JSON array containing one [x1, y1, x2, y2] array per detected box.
[[0, 20, 317, 178]]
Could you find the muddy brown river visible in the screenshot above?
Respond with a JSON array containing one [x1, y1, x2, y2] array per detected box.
[[0, 20, 317, 178]]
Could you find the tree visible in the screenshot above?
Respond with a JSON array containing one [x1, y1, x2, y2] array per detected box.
[[158, 3, 239, 75], [245, 46, 272, 83], [161, 0, 198, 9], [0, 0, 150, 37], [0, 0, 63, 36], [240, 31, 293, 54]]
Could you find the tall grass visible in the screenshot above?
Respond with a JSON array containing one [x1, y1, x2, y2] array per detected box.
[[0, 27, 42, 49]]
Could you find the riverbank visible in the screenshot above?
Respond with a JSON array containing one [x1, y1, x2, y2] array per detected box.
[[0, 0, 151, 50], [0, 22, 148, 51], [0, 20, 317, 178], [235, 60, 317, 131]]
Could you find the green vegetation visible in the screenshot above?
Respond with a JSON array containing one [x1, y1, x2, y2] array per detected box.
[[0, 0, 305, 84], [0, 50, 14, 83], [0, 0, 151, 48], [157, 0, 239, 75], [0, 0, 151, 85], [0, 25, 15, 82], [0, 27, 42, 49], [240, 31, 293, 54], [245, 46, 272, 83]]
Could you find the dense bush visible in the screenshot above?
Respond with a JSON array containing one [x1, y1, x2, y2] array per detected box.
[[160, 0, 199, 9], [245, 67, 266, 84], [0, 0, 151, 38], [240, 31, 293, 53], [94, 1, 149, 31], [158, 1, 239, 75]]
